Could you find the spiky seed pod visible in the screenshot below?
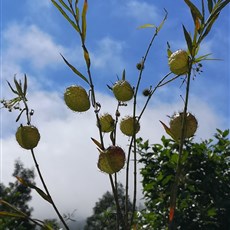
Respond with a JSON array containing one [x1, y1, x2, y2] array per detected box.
[[16, 125, 40, 150], [168, 49, 189, 75], [64, 85, 90, 112], [112, 80, 134, 102], [97, 146, 126, 174], [120, 116, 140, 136], [97, 113, 115, 133], [170, 112, 198, 140]]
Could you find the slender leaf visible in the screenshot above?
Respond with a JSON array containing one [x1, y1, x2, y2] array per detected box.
[[160, 121, 177, 141], [23, 74, 27, 97], [33, 187, 52, 204], [157, 9, 168, 33], [7, 81, 18, 95], [122, 69, 126, 81], [182, 25, 193, 55], [184, 0, 203, 20], [51, 0, 80, 33], [82, 0, 88, 43], [58, 0, 72, 13], [83, 49, 91, 68], [60, 54, 89, 84], [208, 0, 214, 13], [138, 24, 157, 29], [0, 211, 25, 218], [91, 137, 103, 150], [14, 78, 24, 96]]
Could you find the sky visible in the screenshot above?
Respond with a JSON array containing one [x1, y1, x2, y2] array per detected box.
[[1, 0, 230, 225]]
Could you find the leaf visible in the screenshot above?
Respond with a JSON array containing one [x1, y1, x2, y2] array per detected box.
[[51, 0, 80, 33], [91, 137, 103, 150], [7, 81, 18, 95], [182, 25, 193, 55], [23, 74, 27, 97], [207, 0, 214, 13], [58, 0, 72, 13], [16, 176, 52, 203], [81, 0, 88, 43], [157, 9, 168, 33], [14, 77, 24, 96], [184, 0, 203, 20], [83, 48, 91, 68], [0, 211, 25, 218], [138, 24, 157, 29], [122, 69, 126, 81], [60, 54, 89, 84], [160, 121, 177, 141]]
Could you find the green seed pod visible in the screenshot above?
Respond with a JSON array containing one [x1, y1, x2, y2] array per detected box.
[[170, 112, 198, 140], [112, 80, 134, 102], [64, 85, 90, 112], [16, 125, 40, 150], [168, 49, 189, 75], [97, 113, 115, 133], [120, 116, 140, 136], [97, 146, 126, 174]]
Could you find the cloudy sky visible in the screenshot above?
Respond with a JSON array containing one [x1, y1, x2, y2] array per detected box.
[[1, 0, 229, 224]]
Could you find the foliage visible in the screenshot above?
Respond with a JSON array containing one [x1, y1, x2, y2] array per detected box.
[[0, 160, 36, 230], [137, 129, 230, 230], [84, 183, 132, 230]]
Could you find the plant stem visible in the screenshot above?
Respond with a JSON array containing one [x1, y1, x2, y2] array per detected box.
[[31, 149, 69, 230]]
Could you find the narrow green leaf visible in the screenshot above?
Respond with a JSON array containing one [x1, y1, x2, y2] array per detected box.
[[91, 137, 103, 150], [33, 187, 52, 204], [58, 0, 72, 13], [83, 48, 91, 68], [51, 0, 80, 33], [157, 9, 168, 33], [122, 69, 126, 81], [182, 25, 193, 55], [184, 0, 203, 20], [14, 78, 24, 96], [138, 24, 157, 29], [207, 0, 214, 13], [23, 74, 27, 97], [81, 0, 88, 43], [60, 54, 89, 84], [0, 211, 25, 218], [7, 81, 18, 95], [160, 121, 178, 142]]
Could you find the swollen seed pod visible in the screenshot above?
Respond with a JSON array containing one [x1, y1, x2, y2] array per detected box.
[[16, 125, 40, 150], [97, 113, 115, 133], [168, 49, 189, 75], [64, 85, 90, 112], [97, 146, 126, 174], [120, 116, 140, 136], [170, 112, 198, 140], [112, 80, 134, 102]]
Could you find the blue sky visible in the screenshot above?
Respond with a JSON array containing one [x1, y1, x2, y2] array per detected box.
[[1, 0, 230, 222]]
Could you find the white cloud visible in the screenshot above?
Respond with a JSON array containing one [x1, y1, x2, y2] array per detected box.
[[115, 0, 160, 23], [91, 37, 125, 73]]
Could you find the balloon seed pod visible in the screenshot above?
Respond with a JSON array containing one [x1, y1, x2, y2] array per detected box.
[[168, 49, 189, 75], [97, 146, 126, 174], [97, 113, 115, 133], [112, 80, 134, 102], [64, 85, 90, 112], [120, 116, 140, 136], [16, 125, 40, 150], [170, 112, 198, 140]]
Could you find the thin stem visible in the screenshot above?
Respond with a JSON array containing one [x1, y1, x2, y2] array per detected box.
[[31, 149, 69, 230]]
